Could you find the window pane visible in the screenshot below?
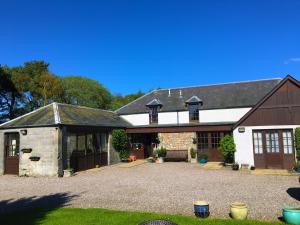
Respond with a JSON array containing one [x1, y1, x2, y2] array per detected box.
[[253, 131, 263, 154], [211, 132, 221, 149], [188, 104, 199, 122], [283, 131, 293, 154], [197, 132, 208, 150], [149, 106, 158, 124]]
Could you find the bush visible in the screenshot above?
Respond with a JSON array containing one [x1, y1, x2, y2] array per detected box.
[[190, 148, 196, 159], [112, 129, 130, 159], [295, 128, 300, 158], [155, 147, 167, 158], [198, 153, 208, 160], [219, 135, 236, 163]]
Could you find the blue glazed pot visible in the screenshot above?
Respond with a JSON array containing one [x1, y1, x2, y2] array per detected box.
[[194, 201, 209, 218], [283, 208, 300, 225], [199, 159, 207, 164]]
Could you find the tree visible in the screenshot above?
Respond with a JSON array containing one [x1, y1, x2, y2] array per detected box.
[[110, 91, 144, 110], [61, 76, 112, 109], [219, 135, 236, 163], [295, 128, 300, 159], [112, 129, 130, 159]]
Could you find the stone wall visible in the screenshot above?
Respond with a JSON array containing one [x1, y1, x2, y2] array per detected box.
[[0, 127, 60, 176]]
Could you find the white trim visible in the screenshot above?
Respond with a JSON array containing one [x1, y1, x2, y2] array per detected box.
[[53, 102, 61, 124], [0, 103, 55, 127]]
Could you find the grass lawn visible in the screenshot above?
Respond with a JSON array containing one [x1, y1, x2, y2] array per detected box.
[[0, 208, 283, 225]]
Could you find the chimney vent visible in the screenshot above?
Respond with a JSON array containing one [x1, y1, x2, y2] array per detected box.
[[179, 90, 182, 98], [168, 89, 171, 97]]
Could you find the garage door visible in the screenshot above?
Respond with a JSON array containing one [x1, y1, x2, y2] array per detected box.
[[4, 133, 20, 175]]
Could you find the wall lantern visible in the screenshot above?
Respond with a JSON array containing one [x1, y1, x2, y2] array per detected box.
[[238, 127, 245, 133], [20, 129, 27, 135]]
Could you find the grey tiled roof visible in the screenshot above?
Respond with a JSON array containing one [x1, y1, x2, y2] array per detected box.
[[0, 103, 130, 129], [116, 78, 282, 114]]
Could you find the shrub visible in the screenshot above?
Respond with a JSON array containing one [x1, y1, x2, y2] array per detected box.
[[155, 147, 167, 158], [112, 129, 130, 159], [219, 135, 236, 163], [190, 148, 196, 159], [295, 128, 300, 158], [198, 153, 208, 160]]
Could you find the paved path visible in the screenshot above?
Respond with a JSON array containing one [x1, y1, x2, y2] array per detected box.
[[0, 163, 299, 220]]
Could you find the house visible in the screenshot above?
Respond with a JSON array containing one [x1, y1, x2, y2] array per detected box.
[[117, 75, 300, 169], [0, 103, 129, 176]]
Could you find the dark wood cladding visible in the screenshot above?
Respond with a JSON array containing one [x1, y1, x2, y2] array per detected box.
[[240, 79, 300, 126], [70, 151, 107, 172], [126, 125, 232, 134]]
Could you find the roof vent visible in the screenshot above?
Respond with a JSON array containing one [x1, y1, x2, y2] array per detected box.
[[168, 89, 171, 97], [179, 90, 182, 98]]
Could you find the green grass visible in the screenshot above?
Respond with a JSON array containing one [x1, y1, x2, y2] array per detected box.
[[0, 208, 283, 225]]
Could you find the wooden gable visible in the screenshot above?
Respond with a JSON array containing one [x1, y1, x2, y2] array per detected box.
[[236, 76, 300, 127]]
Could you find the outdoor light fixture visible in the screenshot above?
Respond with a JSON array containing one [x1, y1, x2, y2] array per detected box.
[[20, 129, 27, 135], [238, 127, 245, 133]]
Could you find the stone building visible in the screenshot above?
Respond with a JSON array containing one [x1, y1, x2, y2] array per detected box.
[[0, 103, 129, 176]]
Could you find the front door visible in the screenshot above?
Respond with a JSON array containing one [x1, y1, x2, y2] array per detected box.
[[4, 133, 20, 175], [253, 129, 294, 169]]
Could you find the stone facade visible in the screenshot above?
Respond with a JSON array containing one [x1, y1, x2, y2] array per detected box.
[[0, 127, 60, 176], [158, 132, 197, 160]]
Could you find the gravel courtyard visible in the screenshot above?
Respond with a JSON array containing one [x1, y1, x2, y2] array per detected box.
[[0, 162, 299, 220]]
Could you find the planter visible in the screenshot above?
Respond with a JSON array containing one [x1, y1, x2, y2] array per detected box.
[[21, 148, 32, 153], [63, 169, 74, 177], [157, 157, 164, 163], [232, 164, 239, 170], [147, 157, 154, 163], [194, 201, 209, 218], [29, 156, 40, 161], [283, 207, 300, 225], [230, 202, 248, 220], [191, 158, 197, 163], [199, 159, 207, 164]]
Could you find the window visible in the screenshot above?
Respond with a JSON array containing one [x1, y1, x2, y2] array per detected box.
[[188, 104, 199, 122], [253, 131, 263, 154], [197, 132, 208, 150], [211, 132, 221, 149], [283, 131, 293, 154], [265, 131, 279, 153], [149, 106, 158, 124], [5, 133, 19, 157]]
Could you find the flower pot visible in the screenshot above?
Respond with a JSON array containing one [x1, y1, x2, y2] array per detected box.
[[157, 157, 164, 163], [63, 169, 74, 177], [283, 207, 300, 225], [199, 159, 207, 164], [194, 201, 209, 218], [230, 202, 248, 220], [191, 158, 197, 163]]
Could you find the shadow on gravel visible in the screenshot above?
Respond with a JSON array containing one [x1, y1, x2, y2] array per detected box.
[[287, 188, 300, 201], [0, 192, 78, 225]]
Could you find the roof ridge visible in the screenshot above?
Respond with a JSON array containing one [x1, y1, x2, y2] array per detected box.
[[155, 77, 282, 92], [56, 102, 116, 114], [0, 103, 54, 127]]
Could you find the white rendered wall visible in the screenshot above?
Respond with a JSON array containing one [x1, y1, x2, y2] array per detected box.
[[234, 125, 299, 167], [199, 108, 251, 123], [120, 114, 149, 126], [158, 112, 177, 124], [178, 111, 189, 124]]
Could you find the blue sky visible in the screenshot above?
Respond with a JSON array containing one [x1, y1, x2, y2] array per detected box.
[[1, 0, 300, 94]]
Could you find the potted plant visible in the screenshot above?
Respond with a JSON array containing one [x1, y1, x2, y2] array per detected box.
[[155, 147, 167, 163], [190, 148, 197, 163], [112, 129, 131, 162], [219, 135, 236, 164], [232, 163, 239, 171], [199, 153, 208, 164], [293, 161, 300, 173], [63, 167, 74, 177], [230, 202, 248, 220], [192, 137, 197, 144]]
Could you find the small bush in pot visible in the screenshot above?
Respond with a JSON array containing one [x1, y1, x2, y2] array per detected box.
[[232, 163, 239, 170], [219, 135, 236, 164], [190, 148, 197, 163], [154, 147, 167, 163], [199, 153, 208, 164]]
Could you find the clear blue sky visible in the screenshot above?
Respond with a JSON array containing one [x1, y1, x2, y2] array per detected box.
[[1, 0, 300, 95]]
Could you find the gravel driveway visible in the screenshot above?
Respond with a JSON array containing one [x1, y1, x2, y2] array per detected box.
[[0, 163, 299, 220]]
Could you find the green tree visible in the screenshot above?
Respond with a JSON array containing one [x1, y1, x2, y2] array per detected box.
[[110, 91, 144, 110], [112, 129, 130, 159], [219, 135, 236, 163], [295, 128, 300, 158], [61, 76, 112, 109]]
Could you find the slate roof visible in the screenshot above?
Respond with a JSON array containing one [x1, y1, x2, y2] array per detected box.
[[146, 98, 163, 107], [0, 103, 130, 129], [116, 78, 282, 115], [185, 96, 203, 104]]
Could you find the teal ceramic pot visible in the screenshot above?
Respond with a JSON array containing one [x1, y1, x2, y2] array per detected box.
[[199, 159, 207, 164], [283, 208, 300, 225]]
